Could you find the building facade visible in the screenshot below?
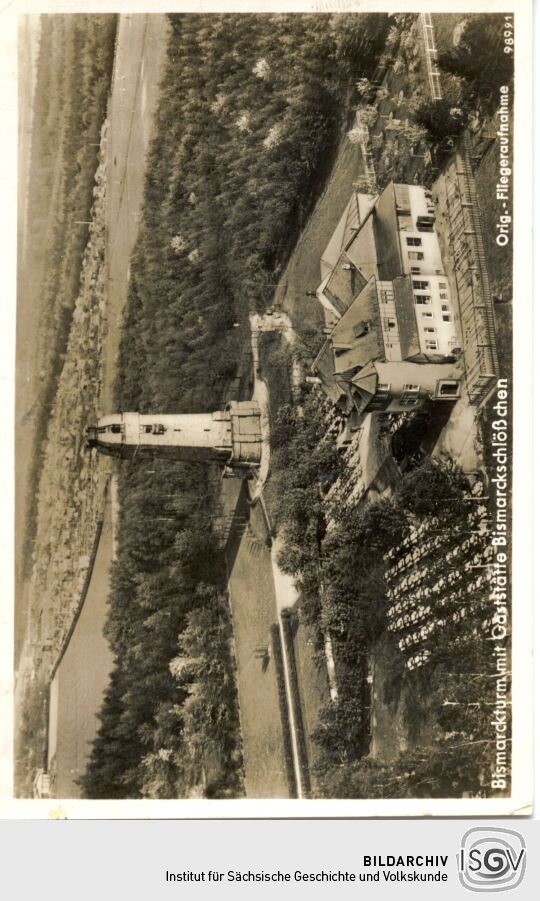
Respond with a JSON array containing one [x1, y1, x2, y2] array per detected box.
[[312, 182, 463, 417], [86, 401, 262, 467]]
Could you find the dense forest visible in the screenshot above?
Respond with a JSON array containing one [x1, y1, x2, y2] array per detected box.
[[437, 14, 514, 111], [19, 14, 117, 576], [82, 12, 389, 798]]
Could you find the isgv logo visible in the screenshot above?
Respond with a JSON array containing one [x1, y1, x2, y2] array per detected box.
[[458, 828, 526, 892]]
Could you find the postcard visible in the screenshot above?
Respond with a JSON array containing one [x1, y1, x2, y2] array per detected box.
[[2, 0, 533, 818]]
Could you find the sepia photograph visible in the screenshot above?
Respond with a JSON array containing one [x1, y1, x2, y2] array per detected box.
[[8, 0, 532, 813]]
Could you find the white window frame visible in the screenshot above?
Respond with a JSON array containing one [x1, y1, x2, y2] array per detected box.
[[437, 379, 460, 398]]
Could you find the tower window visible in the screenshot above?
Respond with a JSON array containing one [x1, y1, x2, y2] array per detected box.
[[413, 280, 429, 290], [422, 311, 433, 318], [408, 251, 424, 260], [424, 327, 436, 334], [407, 237, 422, 247], [426, 339, 439, 351], [442, 314, 451, 322]]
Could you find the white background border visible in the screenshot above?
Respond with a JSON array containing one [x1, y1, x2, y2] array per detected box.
[[0, 0, 534, 819]]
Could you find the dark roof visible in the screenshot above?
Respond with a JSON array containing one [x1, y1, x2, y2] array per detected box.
[[372, 182, 403, 280], [323, 251, 367, 315], [320, 193, 361, 279], [330, 277, 384, 374], [312, 340, 350, 408], [313, 279, 385, 410], [350, 361, 378, 414], [392, 275, 421, 359], [344, 216, 378, 283]]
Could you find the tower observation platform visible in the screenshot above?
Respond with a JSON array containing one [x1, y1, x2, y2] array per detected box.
[[86, 401, 262, 467]]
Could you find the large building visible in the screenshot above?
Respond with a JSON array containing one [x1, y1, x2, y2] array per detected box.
[[312, 182, 463, 417]]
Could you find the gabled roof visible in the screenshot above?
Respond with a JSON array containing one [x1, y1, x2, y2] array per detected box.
[[311, 340, 351, 409], [330, 277, 384, 372], [350, 360, 378, 414], [343, 216, 378, 282], [320, 190, 378, 282], [392, 275, 421, 359], [372, 182, 403, 280], [323, 251, 367, 316], [320, 192, 361, 280]]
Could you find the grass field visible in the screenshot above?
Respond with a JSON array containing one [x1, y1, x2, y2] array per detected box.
[[226, 490, 291, 798], [274, 135, 364, 338], [292, 621, 330, 778]]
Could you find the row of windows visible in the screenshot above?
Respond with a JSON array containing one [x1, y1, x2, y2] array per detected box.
[[377, 380, 459, 399], [142, 424, 166, 435], [413, 280, 448, 290], [421, 311, 452, 322], [378, 383, 419, 394], [414, 294, 451, 313]]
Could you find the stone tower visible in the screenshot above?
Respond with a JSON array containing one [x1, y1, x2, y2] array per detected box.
[[86, 401, 262, 467]]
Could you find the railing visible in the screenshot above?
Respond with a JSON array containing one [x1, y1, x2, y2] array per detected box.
[[420, 12, 443, 101], [433, 135, 500, 405]]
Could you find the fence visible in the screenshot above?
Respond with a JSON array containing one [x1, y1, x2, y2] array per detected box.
[[420, 12, 443, 101], [433, 134, 499, 405]]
